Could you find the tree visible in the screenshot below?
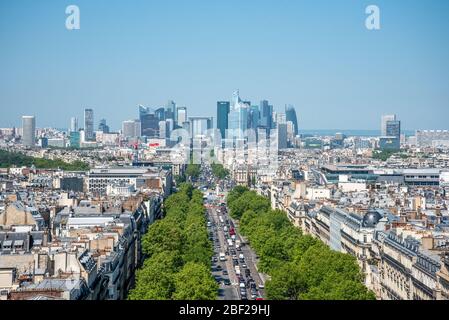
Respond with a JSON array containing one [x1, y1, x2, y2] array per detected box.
[[226, 185, 376, 300], [132, 183, 217, 300], [172, 262, 218, 300], [141, 218, 185, 258], [266, 263, 306, 300], [186, 163, 201, 180], [211, 163, 229, 179], [128, 251, 182, 300]]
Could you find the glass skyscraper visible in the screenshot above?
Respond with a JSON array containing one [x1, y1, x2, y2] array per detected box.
[[165, 100, 176, 123], [260, 100, 273, 129], [248, 105, 260, 130], [177, 107, 187, 127], [22, 115, 36, 147], [228, 105, 248, 139], [189, 117, 213, 138], [386, 120, 401, 138], [84, 108, 94, 141], [98, 118, 110, 133], [217, 101, 230, 139], [139, 105, 160, 137], [70, 117, 78, 133], [285, 104, 299, 136], [381, 114, 396, 136]]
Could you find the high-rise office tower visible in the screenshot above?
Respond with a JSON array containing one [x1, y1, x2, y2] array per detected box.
[[122, 120, 141, 138], [189, 117, 213, 138], [285, 104, 299, 136], [98, 118, 110, 133], [381, 114, 396, 136], [69, 131, 80, 148], [155, 107, 166, 121], [22, 115, 36, 147], [260, 100, 273, 129], [380, 115, 401, 151], [159, 120, 168, 139], [166, 118, 174, 136], [84, 108, 94, 141], [248, 105, 260, 130], [217, 101, 230, 139], [177, 107, 187, 126], [276, 112, 287, 125], [165, 100, 176, 123], [277, 123, 288, 149], [70, 117, 78, 133], [228, 91, 249, 139], [139, 105, 160, 137], [386, 120, 401, 138]]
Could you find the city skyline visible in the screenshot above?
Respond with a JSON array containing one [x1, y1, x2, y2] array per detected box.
[[1, 0, 449, 130]]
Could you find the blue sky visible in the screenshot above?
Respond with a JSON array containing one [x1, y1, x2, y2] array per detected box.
[[1, 0, 448, 130]]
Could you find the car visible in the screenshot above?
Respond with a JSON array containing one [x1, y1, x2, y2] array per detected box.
[[242, 264, 247, 269], [239, 282, 246, 289], [216, 265, 222, 271], [223, 278, 231, 286], [232, 260, 238, 266], [258, 284, 265, 289], [222, 270, 228, 276]]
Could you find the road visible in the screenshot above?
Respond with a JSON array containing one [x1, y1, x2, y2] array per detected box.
[[207, 196, 265, 300]]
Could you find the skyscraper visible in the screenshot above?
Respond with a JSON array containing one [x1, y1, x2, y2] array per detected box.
[[177, 107, 187, 126], [386, 120, 401, 138], [276, 112, 287, 125], [285, 104, 299, 136], [217, 101, 230, 139], [155, 107, 166, 121], [381, 115, 396, 136], [122, 120, 141, 139], [380, 115, 401, 151], [159, 120, 167, 139], [248, 105, 260, 130], [70, 117, 78, 133], [189, 117, 213, 138], [98, 118, 110, 133], [84, 108, 94, 141], [228, 91, 249, 139], [139, 105, 160, 137], [277, 123, 288, 149], [22, 116, 36, 147], [165, 100, 176, 123], [260, 100, 273, 129]]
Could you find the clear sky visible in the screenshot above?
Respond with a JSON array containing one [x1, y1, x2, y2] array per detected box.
[[1, 0, 448, 131]]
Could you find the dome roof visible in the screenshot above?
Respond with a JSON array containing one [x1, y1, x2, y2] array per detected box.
[[362, 210, 382, 228]]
